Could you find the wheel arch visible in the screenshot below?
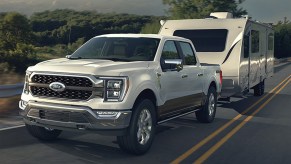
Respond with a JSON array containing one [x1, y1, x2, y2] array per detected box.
[[209, 81, 217, 91], [134, 89, 157, 108]]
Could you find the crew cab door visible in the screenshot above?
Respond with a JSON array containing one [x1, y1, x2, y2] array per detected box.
[[158, 40, 203, 118], [177, 41, 204, 105]]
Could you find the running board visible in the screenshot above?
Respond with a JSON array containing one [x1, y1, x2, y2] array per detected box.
[[157, 109, 200, 124]]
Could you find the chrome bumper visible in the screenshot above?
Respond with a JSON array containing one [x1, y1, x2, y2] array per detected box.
[[19, 100, 132, 135]]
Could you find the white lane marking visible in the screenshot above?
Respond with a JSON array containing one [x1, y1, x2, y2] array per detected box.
[[0, 124, 25, 131]]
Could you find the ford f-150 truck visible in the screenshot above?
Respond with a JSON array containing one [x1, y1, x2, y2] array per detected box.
[[19, 34, 222, 155]]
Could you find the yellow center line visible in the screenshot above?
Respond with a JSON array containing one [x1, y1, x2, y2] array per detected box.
[[171, 75, 291, 164], [194, 78, 291, 164]]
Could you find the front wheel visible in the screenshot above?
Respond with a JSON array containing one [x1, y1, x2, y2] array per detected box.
[[117, 99, 156, 155], [195, 86, 217, 123], [25, 124, 62, 141]]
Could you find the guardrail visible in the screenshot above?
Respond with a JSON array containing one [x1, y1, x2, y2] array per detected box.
[[0, 83, 24, 98]]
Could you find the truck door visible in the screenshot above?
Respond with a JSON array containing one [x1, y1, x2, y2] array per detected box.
[[176, 41, 204, 106], [158, 40, 199, 117]]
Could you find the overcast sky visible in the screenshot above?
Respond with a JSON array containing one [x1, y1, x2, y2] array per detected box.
[[0, 0, 289, 23], [241, 0, 289, 23]]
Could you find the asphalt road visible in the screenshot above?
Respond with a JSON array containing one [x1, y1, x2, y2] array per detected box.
[[0, 62, 290, 164]]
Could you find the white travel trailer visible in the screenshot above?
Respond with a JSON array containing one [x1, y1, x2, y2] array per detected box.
[[159, 12, 274, 98]]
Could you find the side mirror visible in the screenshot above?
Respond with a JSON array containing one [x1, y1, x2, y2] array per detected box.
[[163, 59, 183, 72], [66, 55, 71, 59]]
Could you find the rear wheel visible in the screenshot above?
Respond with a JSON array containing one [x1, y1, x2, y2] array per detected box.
[[117, 99, 156, 155], [25, 124, 62, 141], [254, 80, 265, 96], [195, 86, 217, 123]]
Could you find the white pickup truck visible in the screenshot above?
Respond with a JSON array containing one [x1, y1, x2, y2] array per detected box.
[[19, 34, 222, 154]]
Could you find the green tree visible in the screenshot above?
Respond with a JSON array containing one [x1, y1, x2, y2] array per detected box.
[[30, 10, 156, 46], [0, 12, 34, 50], [0, 12, 37, 73], [141, 21, 161, 34], [163, 0, 247, 19], [273, 20, 291, 58]]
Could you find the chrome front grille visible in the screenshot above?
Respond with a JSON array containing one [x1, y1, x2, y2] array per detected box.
[[28, 109, 89, 123], [29, 74, 101, 101], [32, 74, 93, 87], [30, 86, 92, 100]]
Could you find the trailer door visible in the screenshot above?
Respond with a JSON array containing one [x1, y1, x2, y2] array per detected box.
[[266, 31, 274, 77], [243, 33, 250, 90], [259, 28, 267, 80]]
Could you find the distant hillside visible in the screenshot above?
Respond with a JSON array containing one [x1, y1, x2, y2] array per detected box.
[[0, 0, 166, 16]]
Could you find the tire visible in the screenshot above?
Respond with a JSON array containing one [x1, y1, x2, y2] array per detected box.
[[195, 86, 217, 123], [25, 124, 62, 141], [254, 80, 265, 96], [117, 99, 156, 155]]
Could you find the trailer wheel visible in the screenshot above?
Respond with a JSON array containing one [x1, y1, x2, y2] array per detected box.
[[196, 86, 217, 123], [117, 99, 156, 155], [26, 124, 62, 141], [254, 80, 265, 96]]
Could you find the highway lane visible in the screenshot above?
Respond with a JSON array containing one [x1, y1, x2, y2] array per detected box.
[[0, 62, 290, 164]]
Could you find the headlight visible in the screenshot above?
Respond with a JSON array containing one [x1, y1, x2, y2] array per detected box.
[[100, 77, 129, 102], [23, 71, 32, 94]]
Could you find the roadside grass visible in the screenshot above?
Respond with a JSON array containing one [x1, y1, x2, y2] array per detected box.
[[0, 96, 20, 116]]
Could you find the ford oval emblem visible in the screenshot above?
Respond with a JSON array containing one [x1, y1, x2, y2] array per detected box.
[[49, 82, 66, 92]]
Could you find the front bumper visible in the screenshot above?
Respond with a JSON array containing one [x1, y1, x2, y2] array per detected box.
[[19, 100, 132, 136]]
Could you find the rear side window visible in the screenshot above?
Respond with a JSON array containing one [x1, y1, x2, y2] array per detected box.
[[161, 41, 180, 60], [174, 29, 228, 52], [178, 42, 197, 65]]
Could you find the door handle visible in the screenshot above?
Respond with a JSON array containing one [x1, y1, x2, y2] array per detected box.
[[197, 73, 203, 77], [182, 74, 188, 78]]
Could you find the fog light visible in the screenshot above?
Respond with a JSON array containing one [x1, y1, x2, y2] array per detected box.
[[96, 111, 119, 118]]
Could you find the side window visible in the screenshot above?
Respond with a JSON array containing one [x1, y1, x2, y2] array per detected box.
[[268, 33, 274, 51], [243, 33, 250, 58], [161, 41, 180, 60], [179, 42, 197, 65], [251, 30, 260, 53]]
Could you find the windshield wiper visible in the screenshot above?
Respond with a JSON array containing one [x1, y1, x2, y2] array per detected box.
[[98, 57, 132, 62], [67, 56, 91, 60]]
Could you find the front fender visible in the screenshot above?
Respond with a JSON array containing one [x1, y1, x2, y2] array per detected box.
[[124, 72, 161, 109]]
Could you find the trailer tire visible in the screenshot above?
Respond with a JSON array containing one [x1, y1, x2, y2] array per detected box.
[[117, 99, 156, 155], [26, 124, 62, 141], [254, 80, 265, 96], [196, 86, 217, 123]]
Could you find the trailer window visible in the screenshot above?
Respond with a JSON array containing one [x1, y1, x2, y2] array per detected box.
[[243, 34, 250, 58], [173, 29, 228, 52], [251, 30, 260, 53], [268, 33, 274, 50]]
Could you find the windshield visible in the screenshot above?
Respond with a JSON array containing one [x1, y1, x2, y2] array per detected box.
[[70, 37, 160, 61]]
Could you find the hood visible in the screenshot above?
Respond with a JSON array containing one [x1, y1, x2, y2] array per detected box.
[[28, 58, 151, 76]]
